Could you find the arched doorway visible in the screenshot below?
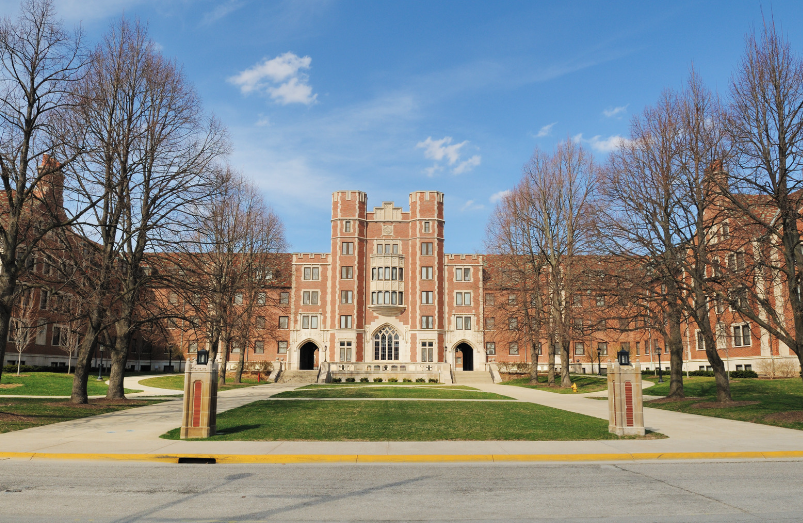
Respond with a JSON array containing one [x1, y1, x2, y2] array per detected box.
[[455, 343, 474, 371], [299, 342, 319, 370]]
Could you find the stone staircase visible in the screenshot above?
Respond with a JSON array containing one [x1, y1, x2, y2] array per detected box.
[[276, 370, 320, 385], [453, 370, 494, 386]]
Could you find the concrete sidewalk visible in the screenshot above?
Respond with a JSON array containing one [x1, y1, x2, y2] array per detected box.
[[0, 380, 801, 463]]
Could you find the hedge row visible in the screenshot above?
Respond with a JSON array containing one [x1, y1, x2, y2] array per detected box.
[[641, 368, 758, 378]]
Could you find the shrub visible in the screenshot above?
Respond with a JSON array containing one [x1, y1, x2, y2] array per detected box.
[[388, 377, 398, 382], [331, 377, 342, 383], [360, 377, 369, 382], [373, 377, 383, 382], [402, 378, 412, 382], [428, 378, 438, 383], [415, 378, 425, 383], [730, 370, 759, 379], [345, 377, 356, 383]]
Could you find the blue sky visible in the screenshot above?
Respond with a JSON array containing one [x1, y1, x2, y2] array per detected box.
[[3, 0, 802, 253]]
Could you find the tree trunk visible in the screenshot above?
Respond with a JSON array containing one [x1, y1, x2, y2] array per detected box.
[[665, 301, 685, 399], [529, 342, 539, 385], [547, 342, 556, 385], [106, 328, 132, 400], [234, 347, 245, 383], [560, 340, 571, 387], [218, 336, 228, 386], [72, 330, 99, 404], [0, 299, 13, 383], [703, 334, 731, 402]]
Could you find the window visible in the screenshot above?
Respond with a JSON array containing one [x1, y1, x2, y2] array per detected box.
[[573, 294, 582, 306], [340, 315, 353, 329], [722, 221, 730, 238], [421, 340, 434, 362], [573, 318, 583, 329], [51, 325, 66, 347], [455, 268, 470, 281], [278, 316, 288, 329], [303, 267, 320, 280], [35, 320, 46, 345], [485, 342, 496, 355], [189, 341, 198, 353], [509, 317, 518, 330], [421, 291, 433, 304], [715, 294, 725, 314], [278, 341, 287, 354], [256, 316, 266, 329], [575, 342, 585, 356], [341, 290, 353, 304], [339, 341, 353, 362], [168, 292, 178, 305], [302, 291, 319, 305], [280, 292, 289, 305], [234, 293, 243, 305], [645, 340, 651, 354], [733, 324, 751, 347], [421, 316, 434, 329], [231, 341, 241, 353], [455, 292, 471, 306], [421, 266, 433, 279], [257, 292, 266, 305], [344, 220, 352, 233], [509, 342, 519, 356], [535, 343, 543, 356], [374, 325, 400, 361], [508, 294, 516, 305], [421, 242, 433, 255], [596, 295, 605, 307], [485, 317, 495, 330], [254, 340, 264, 354], [635, 342, 640, 356], [342, 242, 354, 255], [302, 315, 319, 329], [392, 244, 399, 254], [341, 266, 353, 279], [598, 342, 608, 356], [423, 221, 431, 233], [455, 316, 471, 330], [40, 289, 49, 310], [485, 293, 495, 306]]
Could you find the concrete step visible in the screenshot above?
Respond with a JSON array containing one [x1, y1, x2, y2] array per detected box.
[[454, 370, 494, 385], [276, 370, 319, 384]]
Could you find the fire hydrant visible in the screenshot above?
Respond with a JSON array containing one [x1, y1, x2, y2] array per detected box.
[[571, 383, 577, 393]]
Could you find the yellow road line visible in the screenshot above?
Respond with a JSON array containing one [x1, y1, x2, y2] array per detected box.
[[2, 450, 803, 464]]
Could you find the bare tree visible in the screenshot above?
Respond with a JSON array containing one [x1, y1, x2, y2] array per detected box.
[[10, 286, 35, 375], [0, 0, 86, 383], [722, 18, 803, 382], [496, 140, 598, 388]]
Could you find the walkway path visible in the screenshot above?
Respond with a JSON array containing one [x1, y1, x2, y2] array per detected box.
[[0, 380, 801, 462], [0, 374, 186, 399]]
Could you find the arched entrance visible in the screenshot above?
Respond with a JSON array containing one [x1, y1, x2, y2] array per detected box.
[[299, 342, 319, 370], [455, 343, 474, 371]]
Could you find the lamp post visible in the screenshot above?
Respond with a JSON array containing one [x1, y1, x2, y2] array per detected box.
[[597, 349, 602, 376], [97, 348, 103, 381], [656, 348, 664, 383]]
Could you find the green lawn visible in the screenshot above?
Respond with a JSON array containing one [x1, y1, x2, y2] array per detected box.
[[274, 385, 513, 400], [0, 397, 164, 433], [645, 377, 803, 431], [503, 375, 609, 394], [139, 374, 268, 392], [0, 372, 141, 396], [162, 399, 626, 441]]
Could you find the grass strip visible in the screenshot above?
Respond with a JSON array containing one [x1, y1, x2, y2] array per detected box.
[[0, 372, 140, 396], [645, 377, 803, 431], [0, 397, 164, 433], [162, 399, 627, 441], [138, 374, 267, 391], [502, 375, 609, 394], [274, 386, 513, 400]]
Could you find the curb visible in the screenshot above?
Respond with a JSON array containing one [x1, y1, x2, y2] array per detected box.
[[2, 450, 803, 464]]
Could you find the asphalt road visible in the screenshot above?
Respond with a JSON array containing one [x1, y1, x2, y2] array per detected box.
[[0, 459, 801, 522]]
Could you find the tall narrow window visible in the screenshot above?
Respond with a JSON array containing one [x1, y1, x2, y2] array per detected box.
[[423, 221, 431, 233], [341, 266, 353, 279], [257, 292, 266, 305], [341, 290, 353, 304], [339, 315, 353, 329], [340, 341, 353, 361], [280, 292, 289, 305], [278, 341, 288, 354], [509, 343, 519, 356], [421, 316, 433, 329], [254, 341, 264, 354], [344, 220, 352, 232], [341, 242, 354, 255], [421, 266, 433, 279], [421, 242, 433, 255]]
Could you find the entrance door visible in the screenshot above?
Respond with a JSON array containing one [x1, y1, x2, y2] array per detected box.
[[299, 342, 318, 370], [455, 343, 474, 371]]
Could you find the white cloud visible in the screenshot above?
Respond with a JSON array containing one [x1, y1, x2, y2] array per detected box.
[[574, 133, 630, 153], [416, 136, 466, 165], [460, 199, 484, 212], [228, 52, 317, 105], [200, 0, 245, 26], [490, 189, 511, 204], [453, 155, 481, 174], [255, 115, 270, 126], [535, 122, 557, 138], [416, 136, 481, 175], [603, 105, 628, 118]]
